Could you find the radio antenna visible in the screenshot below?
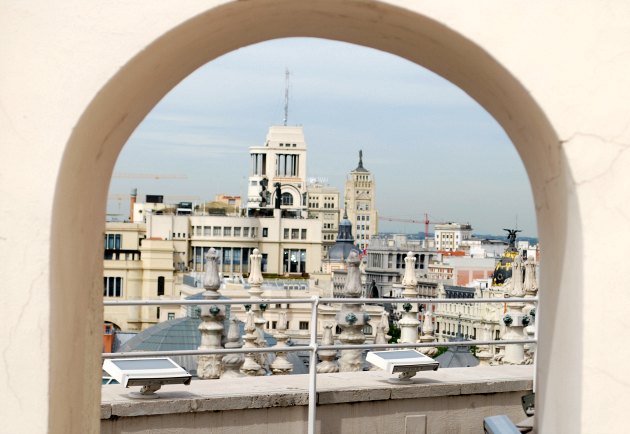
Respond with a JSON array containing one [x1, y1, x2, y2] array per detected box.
[[283, 68, 290, 126]]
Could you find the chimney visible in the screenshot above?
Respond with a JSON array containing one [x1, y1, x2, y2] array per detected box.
[[129, 188, 137, 222]]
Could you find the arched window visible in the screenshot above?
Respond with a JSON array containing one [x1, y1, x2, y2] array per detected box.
[[157, 276, 165, 296], [281, 192, 293, 206]]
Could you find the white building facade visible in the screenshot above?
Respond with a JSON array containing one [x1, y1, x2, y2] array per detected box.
[[434, 222, 473, 251]]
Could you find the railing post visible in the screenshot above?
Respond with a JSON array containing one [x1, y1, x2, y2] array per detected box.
[[308, 296, 319, 434], [336, 252, 369, 372], [197, 248, 225, 379]]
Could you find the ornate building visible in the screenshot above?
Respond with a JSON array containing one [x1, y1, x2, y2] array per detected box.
[[343, 150, 378, 251]]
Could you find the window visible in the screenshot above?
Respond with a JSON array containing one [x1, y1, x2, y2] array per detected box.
[[104, 234, 121, 250], [362, 324, 373, 335], [261, 253, 268, 272], [223, 227, 231, 236], [203, 226, 211, 236], [283, 249, 306, 273], [281, 192, 293, 206], [299, 321, 309, 330], [262, 228, 268, 237], [213, 226, 221, 236], [103, 277, 122, 297], [234, 227, 241, 237], [243, 227, 250, 237], [275, 154, 299, 176], [156, 307, 160, 319], [301, 229, 307, 240], [291, 228, 299, 239], [167, 312, 175, 320], [271, 321, 277, 329], [157, 276, 165, 296], [284, 228, 290, 239]]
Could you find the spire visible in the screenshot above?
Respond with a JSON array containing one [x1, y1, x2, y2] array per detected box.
[[354, 150, 368, 172]]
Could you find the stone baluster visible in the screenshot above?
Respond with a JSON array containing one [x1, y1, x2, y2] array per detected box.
[[248, 248, 269, 371], [476, 324, 494, 366], [502, 255, 527, 364], [523, 256, 538, 314], [399, 252, 420, 344], [374, 311, 391, 345], [240, 308, 263, 376], [418, 307, 438, 357], [221, 317, 245, 378], [270, 311, 293, 375], [316, 323, 339, 373], [337, 251, 369, 372], [197, 248, 225, 379]]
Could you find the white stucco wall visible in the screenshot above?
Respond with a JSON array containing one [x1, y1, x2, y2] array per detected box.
[[1, 1, 629, 433]]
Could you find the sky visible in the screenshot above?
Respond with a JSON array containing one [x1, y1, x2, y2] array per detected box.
[[109, 37, 537, 237]]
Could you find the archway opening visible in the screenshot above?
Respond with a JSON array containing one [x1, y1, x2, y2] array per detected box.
[[50, 2, 572, 432]]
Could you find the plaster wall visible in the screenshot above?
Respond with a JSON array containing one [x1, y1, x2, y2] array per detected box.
[[2, 1, 629, 433]]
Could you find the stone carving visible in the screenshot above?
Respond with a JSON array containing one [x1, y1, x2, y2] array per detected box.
[[500, 254, 527, 365], [221, 318, 245, 378], [418, 308, 438, 357], [270, 311, 293, 375], [197, 248, 225, 379], [247, 248, 268, 372], [316, 323, 339, 373], [399, 252, 420, 345], [337, 251, 369, 372], [240, 310, 263, 376]]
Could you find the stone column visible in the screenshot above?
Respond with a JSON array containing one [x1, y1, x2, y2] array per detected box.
[[316, 323, 339, 373], [248, 248, 268, 371], [270, 311, 293, 375], [522, 257, 538, 363], [502, 255, 527, 364], [240, 309, 263, 376], [336, 251, 370, 372], [399, 252, 420, 344], [221, 318, 245, 378], [197, 248, 225, 379]]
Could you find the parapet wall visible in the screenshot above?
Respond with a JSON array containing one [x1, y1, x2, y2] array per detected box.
[[101, 365, 533, 434]]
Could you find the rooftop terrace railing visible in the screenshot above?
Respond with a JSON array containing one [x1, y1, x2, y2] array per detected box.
[[103, 296, 538, 434]]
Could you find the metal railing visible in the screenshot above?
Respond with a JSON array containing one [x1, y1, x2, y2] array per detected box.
[[103, 296, 538, 434]]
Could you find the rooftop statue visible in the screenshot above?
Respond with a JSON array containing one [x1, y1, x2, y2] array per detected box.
[[503, 228, 522, 250]]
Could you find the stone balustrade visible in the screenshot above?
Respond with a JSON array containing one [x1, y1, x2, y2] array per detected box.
[[101, 365, 533, 434]]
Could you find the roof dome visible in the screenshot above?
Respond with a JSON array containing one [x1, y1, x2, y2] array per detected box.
[[118, 292, 308, 375], [327, 209, 360, 261]]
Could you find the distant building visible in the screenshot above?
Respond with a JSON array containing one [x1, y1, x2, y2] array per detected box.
[[246, 125, 308, 217], [103, 209, 323, 331], [344, 150, 378, 251], [306, 181, 341, 258], [364, 234, 436, 298], [434, 222, 473, 251]]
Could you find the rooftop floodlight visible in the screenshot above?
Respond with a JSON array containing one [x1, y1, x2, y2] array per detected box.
[[366, 349, 439, 384], [102, 357, 192, 399]]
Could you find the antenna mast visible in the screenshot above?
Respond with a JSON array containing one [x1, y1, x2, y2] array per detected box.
[[283, 68, 290, 126]]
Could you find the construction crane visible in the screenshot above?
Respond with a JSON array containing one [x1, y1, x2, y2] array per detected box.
[[379, 213, 447, 239], [423, 213, 450, 240], [108, 194, 200, 203], [113, 172, 188, 180]]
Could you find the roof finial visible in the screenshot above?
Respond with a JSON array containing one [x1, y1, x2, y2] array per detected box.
[[343, 202, 348, 219], [358, 149, 363, 169]]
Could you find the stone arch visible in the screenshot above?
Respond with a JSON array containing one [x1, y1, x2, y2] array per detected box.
[[49, 2, 573, 432]]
